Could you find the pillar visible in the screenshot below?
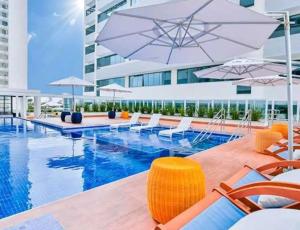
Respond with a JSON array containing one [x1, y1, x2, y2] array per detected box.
[[34, 96, 41, 118]]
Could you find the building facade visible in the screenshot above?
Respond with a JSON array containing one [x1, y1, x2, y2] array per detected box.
[[83, 0, 300, 121], [0, 0, 29, 116]]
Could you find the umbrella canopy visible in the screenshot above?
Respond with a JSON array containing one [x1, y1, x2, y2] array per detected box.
[[98, 84, 132, 110], [43, 101, 63, 107], [96, 0, 279, 64], [98, 83, 132, 93], [50, 76, 93, 112], [194, 58, 291, 79], [233, 75, 300, 87]]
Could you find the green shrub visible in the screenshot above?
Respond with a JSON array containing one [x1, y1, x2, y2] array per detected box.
[[107, 102, 113, 111], [146, 106, 152, 114], [251, 109, 262, 121], [92, 103, 99, 112], [207, 108, 214, 118], [123, 106, 128, 112], [230, 108, 239, 120], [84, 103, 90, 112], [134, 105, 140, 112], [100, 103, 106, 112], [168, 106, 175, 116], [140, 106, 146, 114], [186, 106, 195, 117], [179, 107, 185, 116], [161, 107, 168, 115], [197, 106, 206, 117], [153, 106, 159, 113]]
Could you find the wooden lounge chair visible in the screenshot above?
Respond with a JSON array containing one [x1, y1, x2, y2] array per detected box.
[[158, 117, 193, 138], [156, 182, 300, 230], [264, 144, 300, 160], [130, 114, 161, 132], [110, 112, 141, 130]]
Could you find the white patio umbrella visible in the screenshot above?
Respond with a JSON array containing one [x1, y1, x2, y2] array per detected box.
[[50, 76, 93, 112], [232, 75, 300, 87], [194, 58, 293, 79], [98, 83, 132, 109], [96, 0, 279, 65], [43, 101, 62, 107]]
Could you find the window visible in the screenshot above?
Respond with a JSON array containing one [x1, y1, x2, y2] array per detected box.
[[240, 0, 254, 7], [98, 0, 127, 23], [85, 25, 95, 35], [270, 14, 300, 38], [129, 71, 171, 88], [236, 86, 251, 94], [86, 5, 96, 16], [84, 86, 95, 92], [97, 54, 124, 68], [85, 44, 95, 55], [85, 64, 95, 74], [177, 66, 221, 84], [1, 4, 8, 10], [0, 37, 7, 43], [1, 21, 7, 26], [97, 77, 125, 87]]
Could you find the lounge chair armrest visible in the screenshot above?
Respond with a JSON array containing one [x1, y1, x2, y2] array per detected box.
[[228, 181, 300, 203], [256, 160, 300, 172]]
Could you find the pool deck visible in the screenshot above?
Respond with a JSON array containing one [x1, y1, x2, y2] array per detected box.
[[0, 118, 276, 230]]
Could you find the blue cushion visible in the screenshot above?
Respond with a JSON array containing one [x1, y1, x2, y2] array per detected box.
[[278, 150, 289, 159], [71, 112, 82, 124], [181, 197, 246, 230], [232, 170, 267, 203]]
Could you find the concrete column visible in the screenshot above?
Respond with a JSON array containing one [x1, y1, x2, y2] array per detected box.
[[245, 100, 249, 112], [171, 69, 177, 85], [34, 96, 41, 118], [20, 96, 26, 118], [227, 100, 231, 118], [15, 96, 20, 117], [125, 76, 129, 88], [264, 100, 269, 127]]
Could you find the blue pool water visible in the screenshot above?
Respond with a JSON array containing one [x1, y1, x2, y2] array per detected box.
[[0, 118, 231, 218]]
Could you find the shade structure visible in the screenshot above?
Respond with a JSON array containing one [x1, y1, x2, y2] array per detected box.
[[96, 0, 279, 65], [98, 83, 132, 109], [50, 76, 93, 112], [232, 76, 300, 87], [194, 58, 292, 79]]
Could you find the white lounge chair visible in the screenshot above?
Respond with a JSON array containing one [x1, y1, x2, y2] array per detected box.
[[159, 117, 193, 137], [130, 113, 161, 132], [110, 112, 141, 130]]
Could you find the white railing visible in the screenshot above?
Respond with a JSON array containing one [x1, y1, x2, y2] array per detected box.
[[227, 110, 252, 142]]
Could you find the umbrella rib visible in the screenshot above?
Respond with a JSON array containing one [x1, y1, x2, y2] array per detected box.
[[124, 24, 179, 59], [166, 26, 181, 64], [139, 33, 173, 46], [153, 20, 180, 47], [188, 25, 260, 50], [180, 16, 194, 47], [185, 30, 215, 62]]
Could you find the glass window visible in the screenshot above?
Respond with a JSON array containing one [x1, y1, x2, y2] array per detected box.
[[236, 86, 251, 94], [97, 54, 124, 68], [85, 64, 95, 74], [98, 0, 127, 23], [270, 14, 300, 39], [97, 77, 125, 87], [85, 44, 95, 55], [84, 86, 95, 92], [240, 0, 254, 7], [85, 25, 95, 35], [129, 71, 171, 87], [86, 5, 96, 16], [1, 21, 7, 26], [177, 66, 221, 84]]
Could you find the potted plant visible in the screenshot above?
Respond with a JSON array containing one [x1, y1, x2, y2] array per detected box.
[[251, 108, 262, 121], [92, 103, 99, 112], [207, 107, 214, 118], [230, 108, 240, 120], [161, 107, 168, 115], [168, 106, 175, 116], [197, 106, 206, 118], [100, 103, 106, 112], [186, 106, 195, 117], [179, 107, 185, 117]]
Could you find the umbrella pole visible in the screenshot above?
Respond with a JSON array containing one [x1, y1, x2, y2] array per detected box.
[[113, 91, 115, 111], [72, 85, 75, 112], [283, 11, 294, 161]]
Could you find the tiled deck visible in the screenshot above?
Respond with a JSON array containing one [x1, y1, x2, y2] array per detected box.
[[0, 119, 276, 230]]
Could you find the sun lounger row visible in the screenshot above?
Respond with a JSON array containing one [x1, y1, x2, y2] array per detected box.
[[157, 161, 300, 230], [110, 113, 193, 137]]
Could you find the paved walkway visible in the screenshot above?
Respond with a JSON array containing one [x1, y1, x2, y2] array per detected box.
[[0, 120, 276, 230]]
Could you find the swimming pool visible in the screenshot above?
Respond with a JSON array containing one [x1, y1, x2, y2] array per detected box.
[[0, 118, 231, 218]]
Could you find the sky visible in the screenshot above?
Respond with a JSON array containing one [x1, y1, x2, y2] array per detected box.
[[28, 0, 84, 95]]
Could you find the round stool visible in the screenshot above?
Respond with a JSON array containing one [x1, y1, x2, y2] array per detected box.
[[255, 129, 283, 153], [147, 157, 205, 224], [271, 123, 288, 139]]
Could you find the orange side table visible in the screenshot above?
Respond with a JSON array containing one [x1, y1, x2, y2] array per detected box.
[[255, 129, 283, 153], [271, 123, 288, 139], [147, 157, 205, 224]]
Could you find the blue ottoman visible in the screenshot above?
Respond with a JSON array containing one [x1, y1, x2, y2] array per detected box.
[[61, 111, 71, 122], [71, 112, 82, 124], [108, 111, 116, 119]]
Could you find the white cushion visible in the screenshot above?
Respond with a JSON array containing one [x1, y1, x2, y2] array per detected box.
[[65, 115, 72, 123], [293, 149, 300, 160], [258, 169, 300, 208], [229, 209, 300, 230]]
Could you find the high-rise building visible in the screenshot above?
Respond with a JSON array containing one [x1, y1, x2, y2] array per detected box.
[[83, 0, 300, 121], [0, 0, 30, 116]]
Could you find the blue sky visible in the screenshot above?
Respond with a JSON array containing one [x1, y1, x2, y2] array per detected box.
[[28, 0, 84, 95]]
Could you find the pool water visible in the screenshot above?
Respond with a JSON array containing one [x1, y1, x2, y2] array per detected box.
[[0, 118, 231, 218]]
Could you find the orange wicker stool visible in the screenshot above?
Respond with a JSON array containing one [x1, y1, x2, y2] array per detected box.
[[120, 111, 129, 119], [255, 129, 283, 153], [147, 157, 205, 224], [271, 123, 288, 139]]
